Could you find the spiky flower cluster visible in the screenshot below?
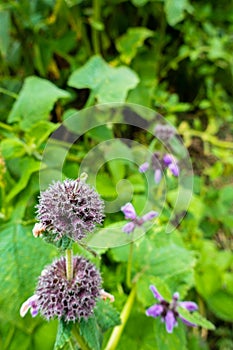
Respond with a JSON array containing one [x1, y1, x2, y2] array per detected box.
[[34, 256, 102, 322], [36, 178, 104, 242]]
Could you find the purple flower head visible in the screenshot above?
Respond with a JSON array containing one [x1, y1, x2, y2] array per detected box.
[[20, 256, 102, 322], [121, 203, 158, 234], [146, 285, 198, 333], [36, 178, 104, 243]]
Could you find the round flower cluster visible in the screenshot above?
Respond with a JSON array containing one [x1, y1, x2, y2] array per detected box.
[[36, 178, 104, 242], [36, 256, 102, 322]]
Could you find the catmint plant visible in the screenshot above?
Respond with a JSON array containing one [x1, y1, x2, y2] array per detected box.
[[146, 285, 198, 333]]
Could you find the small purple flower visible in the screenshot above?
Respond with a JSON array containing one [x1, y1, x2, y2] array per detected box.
[[121, 203, 158, 234], [146, 285, 198, 333], [139, 152, 179, 184], [154, 124, 176, 142], [139, 162, 150, 173], [20, 295, 39, 318], [163, 154, 179, 177]]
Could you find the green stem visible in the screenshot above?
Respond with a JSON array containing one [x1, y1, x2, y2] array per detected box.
[[126, 242, 134, 288], [92, 0, 101, 54], [104, 285, 137, 350], [179, 127, 233, 149], [0, 87, 18, 99], [72, 325, 91, 350], [66, 248, 73, 281]]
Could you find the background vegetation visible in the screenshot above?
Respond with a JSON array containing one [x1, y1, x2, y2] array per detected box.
[[0, 0, 232, 349]]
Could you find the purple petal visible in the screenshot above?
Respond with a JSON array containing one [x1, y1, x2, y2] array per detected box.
[[154, 169, 162, 184], [122, 222, 136, 234], [172, 292, 179, 301], [30, 307, 39, 317], [168, 163, 179, 177], [142, 211, 158, 222], [121, 203, 137, 220], [179, 301, 198, 312], [165, 310, 177, 333], [149, 285, 164, 302], [163, 154, 173, 166], [179, 316, 197, 327], [139, 162, 150, 173], [146, 304, 163, 318]]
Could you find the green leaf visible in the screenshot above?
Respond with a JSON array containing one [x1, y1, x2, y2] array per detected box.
[[137, 275, 172, 307], [25, 121, 59, 148], [79, 316, 101, 350], [116, 27, 153, 64], [177, 307, 215, 330], [94, 299, 121, 332], [1, 138, 27, 159], [8, 76, 70, 130], [154, 318, 187, 350], [54, 319, 72, 350], [0, 223, 57, 325], [165, 0, 193, 27], [6, 157, 44, 202], [207, 291, 233, 322], [68, 56, 139, 103]]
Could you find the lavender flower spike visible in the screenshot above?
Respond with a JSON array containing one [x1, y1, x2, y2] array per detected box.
[[121, 203, 158, 234], [146, 285, 198, 333]]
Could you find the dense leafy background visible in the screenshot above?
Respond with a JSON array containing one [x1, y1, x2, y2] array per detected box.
[[0, 0, 233, 349]]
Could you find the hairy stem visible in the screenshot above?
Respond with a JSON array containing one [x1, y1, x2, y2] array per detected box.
[[72, 326, 91, 350], [104, 285, 137, 350], [126, 242, 134, 288], [92, 0, 101, 54], [66, 248, 73, 281]]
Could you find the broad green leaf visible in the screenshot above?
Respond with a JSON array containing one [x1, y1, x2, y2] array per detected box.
[[54, 319, 72, 350], [94, 299, 121, 332], [111, 230, 196, 295], [137, 275, 172, 307], [8, 76, 70, 130], [0, 223, 57, 325], [165, 0, 193, 27], [25, 121, 59, 148], [154, 318, 187, 350], [1, 138, 27, 159], [177, 307, 215, 330], [207, 291, 233, 322], [79, 316, 101, 350], [6, 157, 45, 202], [68, 56, 139, 103], [86, 125, 114, 142], [116, 27, 153, 64]]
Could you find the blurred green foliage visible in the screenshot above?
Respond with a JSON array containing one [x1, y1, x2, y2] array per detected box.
[[0, 0, 233, 349]]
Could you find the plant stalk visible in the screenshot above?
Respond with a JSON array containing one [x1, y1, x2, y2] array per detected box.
[[92, 0, 101, 54], [126, 242, 134, 288], [66, 248, 73, 281], [72, 326, 91, 350], [104, 285, 137, 350]]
